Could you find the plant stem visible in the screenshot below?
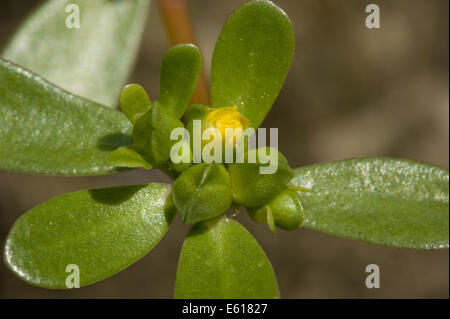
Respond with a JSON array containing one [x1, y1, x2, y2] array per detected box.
[[158, 0, 210, 106]]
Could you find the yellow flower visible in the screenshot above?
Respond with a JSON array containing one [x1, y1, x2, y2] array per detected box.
[[206, 106, 251, 145]]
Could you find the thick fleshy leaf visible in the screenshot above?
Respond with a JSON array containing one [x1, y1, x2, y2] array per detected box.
[[119, 84, 152, 124], [290, 158, 449, 249], [210, 0, 294, 128], [175, 216, 279, 299], [105, 147, 151, 169], [4, 183, 175, 289], [0, 59, 133, 176], [160, 44, 202, 118], [2, 0, 150, 107]]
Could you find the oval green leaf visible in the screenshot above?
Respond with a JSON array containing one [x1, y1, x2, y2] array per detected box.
[[0, 59, 133, 176], [175, 216, 279, 299], [119, 84, 152, 124], [290, 158, 449, 249], [4, 183, 175, 289], [210, 0, 294, 128], [2, 0, 150, 107], [160, 44, 203, 118]]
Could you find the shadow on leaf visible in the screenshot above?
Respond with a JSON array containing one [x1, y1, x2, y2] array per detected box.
[[97, 133, 133, 151], [89, 184, 146, 205]]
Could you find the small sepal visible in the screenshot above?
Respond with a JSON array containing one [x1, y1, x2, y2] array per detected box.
[[249, 188, 305, 232]]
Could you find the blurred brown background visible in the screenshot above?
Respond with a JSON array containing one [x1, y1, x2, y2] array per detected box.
[[0, 0, 448, 298]]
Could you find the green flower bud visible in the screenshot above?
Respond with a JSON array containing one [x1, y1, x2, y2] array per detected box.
[[249, 189, 305, 231], [172, 163, 232, 224], [228, 147, 294, 207], [132, 100, 184, 167]]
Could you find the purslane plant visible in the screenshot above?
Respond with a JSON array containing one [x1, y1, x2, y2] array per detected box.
[[0, 0, 448, 298]]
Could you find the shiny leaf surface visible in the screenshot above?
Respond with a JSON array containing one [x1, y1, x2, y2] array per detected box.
[[211, 0, 294, 128], [4, 183, 175, 288], [0, 59, 132, 176], [175, 216, 279, 298], [291, 158, 449, 249]]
